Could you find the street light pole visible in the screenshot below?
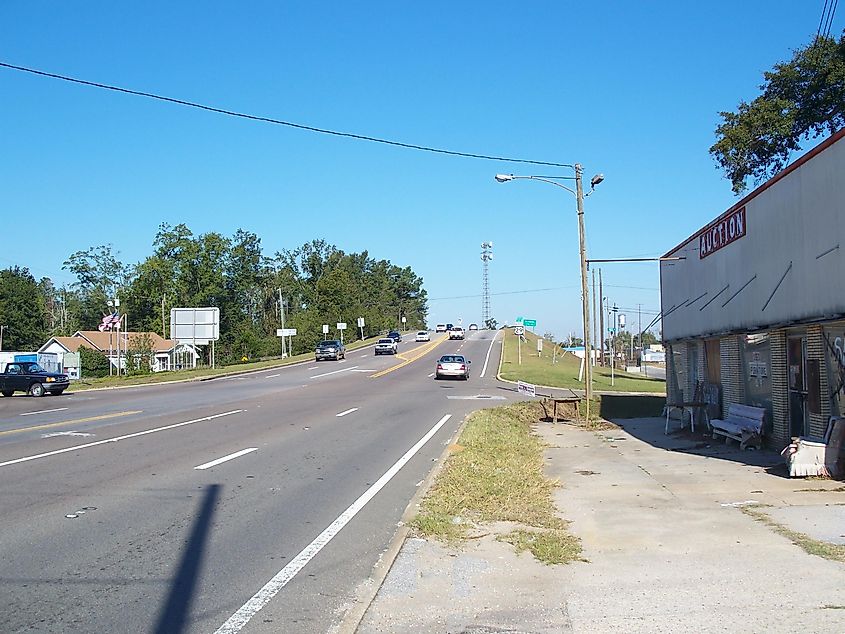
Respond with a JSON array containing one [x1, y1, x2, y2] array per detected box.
[[574, 164, 592, 417], [495, 168, 603, 422]]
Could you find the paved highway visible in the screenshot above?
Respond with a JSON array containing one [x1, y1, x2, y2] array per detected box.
[[0, 330, 511, 633]]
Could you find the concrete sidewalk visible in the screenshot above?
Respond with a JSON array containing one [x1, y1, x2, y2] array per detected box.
[[351, 417, 845, 633]]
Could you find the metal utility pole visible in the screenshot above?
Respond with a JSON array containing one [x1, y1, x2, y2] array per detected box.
[[610, 302, 618, 386], [591, 268, 597, 368], [598, 269, 605, 366], [481, 242, 493, 327], [0, 325, 6, 351], [278, 288, 287, 358]]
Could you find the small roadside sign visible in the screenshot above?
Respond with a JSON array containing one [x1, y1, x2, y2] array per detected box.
[[537, 339, 543, 354], [513, 326, 525, 336], [276, 328, 297, 337], [357, 317, 365, 328], [336, 322, 347, 330], [322, 324, 330, 334], [517, 380, 536, 397]]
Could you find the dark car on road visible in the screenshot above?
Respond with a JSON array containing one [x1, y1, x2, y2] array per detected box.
[[315, 340, 346, 361], [0, 362, 70, 397], [386, 331, 402, 344]]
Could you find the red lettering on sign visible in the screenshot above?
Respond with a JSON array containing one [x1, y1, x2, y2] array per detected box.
[[698, 207, 746, 258]]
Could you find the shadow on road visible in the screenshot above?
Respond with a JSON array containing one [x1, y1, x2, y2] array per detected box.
[[153, 483, 220, 634]]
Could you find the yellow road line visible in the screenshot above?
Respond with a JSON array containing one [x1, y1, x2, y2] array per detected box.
[[370, 336, 447, 378], [0, 410, 143, 437]]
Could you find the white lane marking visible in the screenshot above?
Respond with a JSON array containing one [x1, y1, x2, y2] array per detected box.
[[214, 413, 453, 634], [194, 447, 257, 470], [41, 431, 94, 438], [0, 410, 243, 469], [335, 408, 359, 417], [427, 372, 435, 378], [308, 366, 319, 370], [359, 354, 367, 358], [266, 374, 281, 379], [21, 407, 69, 416], [479, 332, 499, 378], [309, 365, 358, 379]]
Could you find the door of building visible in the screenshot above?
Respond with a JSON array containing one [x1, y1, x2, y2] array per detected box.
[[787, 335, 808, 437]]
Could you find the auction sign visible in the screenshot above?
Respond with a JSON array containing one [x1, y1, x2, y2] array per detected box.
[[698, 206, 746, 259]]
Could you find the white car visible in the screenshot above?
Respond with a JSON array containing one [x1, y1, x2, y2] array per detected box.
[[468, 323, 479, 331], [374, 338, 398, 355], [415, 331, 430, 342], [435, 324, 447, 333], [435, 354, 471, 380], [448, 327, 465, 340]]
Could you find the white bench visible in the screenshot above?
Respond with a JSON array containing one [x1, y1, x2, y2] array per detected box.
[[711, 404, 766, 450]]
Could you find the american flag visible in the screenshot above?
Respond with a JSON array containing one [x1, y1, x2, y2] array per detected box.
[[98, 312, 121, 332]]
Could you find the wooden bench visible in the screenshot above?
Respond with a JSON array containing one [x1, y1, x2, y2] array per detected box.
[[710, 404, 766, 450], [540, 395, 582, 424]]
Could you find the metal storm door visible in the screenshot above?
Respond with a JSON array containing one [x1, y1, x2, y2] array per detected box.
[[787, 335, 808, 437]]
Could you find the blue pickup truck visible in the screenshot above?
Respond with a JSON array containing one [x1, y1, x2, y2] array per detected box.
[[0, 361, 70, 397]]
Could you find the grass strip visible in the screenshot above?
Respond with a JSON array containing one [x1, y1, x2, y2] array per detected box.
[[411, 401, 581, 564], [741, 506, 845, 563]]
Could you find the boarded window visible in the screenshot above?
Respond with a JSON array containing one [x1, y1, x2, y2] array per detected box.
[[705, 338, 721, 384]]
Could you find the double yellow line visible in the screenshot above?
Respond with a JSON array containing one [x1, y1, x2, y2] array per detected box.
[[370, 336, 447, 378], [0, 410, 142, 437]]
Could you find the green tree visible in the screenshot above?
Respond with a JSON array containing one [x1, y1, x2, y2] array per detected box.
[[79, 345, 110, 378], [0, 267, 48, 350], [711, 33, 845, 193], [63, 244, 132, 330]]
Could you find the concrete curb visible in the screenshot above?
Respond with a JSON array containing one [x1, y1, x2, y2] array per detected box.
[[334, 412, 475, 634]]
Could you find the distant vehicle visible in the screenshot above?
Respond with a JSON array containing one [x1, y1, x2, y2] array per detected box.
[[435, 324, 447, 333], [446, 323, 454, 331], [386, 331, 402, 343], [0, 362, 69, 397], [468, 323, 479, 331], [435, 354, 471, 380], [448, 327, 465, 340], [375, 338, 398, 355], [415, 331, 430, 342], [315, 340, 345, 361]]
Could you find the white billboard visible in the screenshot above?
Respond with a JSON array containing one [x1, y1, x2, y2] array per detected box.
[[170, 307, 220, 344]]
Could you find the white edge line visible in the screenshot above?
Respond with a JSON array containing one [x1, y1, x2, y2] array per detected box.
[[479, 332, 498, 378], [214, 413, 453, 634], [20, 407, 69, 416], [335, 407, 359, 417], [266, 374, 281, 379], [309, 365, 358, 379], [195, 447, 257, 470], [0, 410, 244, 469], [308, 366, 319, 370], [427, 372, 435, 378]]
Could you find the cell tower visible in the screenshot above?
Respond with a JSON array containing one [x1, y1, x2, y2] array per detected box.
[[481, 241, 493, 326]]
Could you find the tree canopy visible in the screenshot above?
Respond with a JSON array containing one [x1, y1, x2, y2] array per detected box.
[[710, 32, 845, 194], [4, 225, 428, 364]]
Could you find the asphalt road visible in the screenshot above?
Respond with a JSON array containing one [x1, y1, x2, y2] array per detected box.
[[0, 330, 511, 633]]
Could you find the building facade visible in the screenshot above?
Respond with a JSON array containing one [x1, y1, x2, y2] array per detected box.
[[660, 129, 845, 449]]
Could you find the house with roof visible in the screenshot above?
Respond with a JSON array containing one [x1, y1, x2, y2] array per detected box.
[[39, 331, 199, 373]]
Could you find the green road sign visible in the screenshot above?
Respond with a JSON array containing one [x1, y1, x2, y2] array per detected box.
[[523, 319, 537, 327], [515, 316, 524, 323]]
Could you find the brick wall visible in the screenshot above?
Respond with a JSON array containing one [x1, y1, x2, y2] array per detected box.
[[770, 330, 789, 448], [719, 336, 743, 418], [807, 324, 831, 437]]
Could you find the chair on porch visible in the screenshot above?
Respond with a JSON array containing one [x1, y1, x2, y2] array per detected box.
[[781, 416, 845, 478]]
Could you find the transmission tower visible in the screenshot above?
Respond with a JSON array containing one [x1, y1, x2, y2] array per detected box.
[[481, 241, 493, 326]]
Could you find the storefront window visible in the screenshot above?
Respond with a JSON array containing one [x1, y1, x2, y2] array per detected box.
[[822, 324, 845, 417], [739, 333, 773, 433]]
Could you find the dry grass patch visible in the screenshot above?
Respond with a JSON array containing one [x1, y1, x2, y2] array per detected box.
[[741, 506, 845, 563], [411, 401, 581, 564]]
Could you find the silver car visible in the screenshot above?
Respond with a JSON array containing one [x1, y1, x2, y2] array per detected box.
[[435, 354, 470, 380]]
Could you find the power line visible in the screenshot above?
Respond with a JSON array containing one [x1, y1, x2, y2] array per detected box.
[[0, 61, 572, 168]]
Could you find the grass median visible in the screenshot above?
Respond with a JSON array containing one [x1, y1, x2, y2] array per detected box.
[[411, 401, 582, 565], [499, 328, 666, 394]]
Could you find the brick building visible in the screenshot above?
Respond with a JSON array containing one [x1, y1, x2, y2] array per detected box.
[[660, 128, 845, 449]]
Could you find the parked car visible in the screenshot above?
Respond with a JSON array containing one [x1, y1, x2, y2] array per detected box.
[[0, 361, 69, 397], [315, 340, 345, 361], [468, 323, 479, 331], [375, 338, 398, 355], [435, 355, 471, 380], [415, 331, 430, 342], [386, 331, 402, 343], [448, 327, 465, 340], [435, 324, 447, 333]]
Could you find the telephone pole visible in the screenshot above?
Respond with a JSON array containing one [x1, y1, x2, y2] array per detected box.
[[598, 269, 605, 366], [278, 288, 287, 358]]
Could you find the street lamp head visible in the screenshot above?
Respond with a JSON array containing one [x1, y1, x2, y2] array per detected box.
[[590, 173, 604, 188], [494, 174, 514, 183]]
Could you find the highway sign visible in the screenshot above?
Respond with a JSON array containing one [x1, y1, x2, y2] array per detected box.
[[513, 326, 525, 336], [523, 319, 537, 327], [515, 316, 524, 323]]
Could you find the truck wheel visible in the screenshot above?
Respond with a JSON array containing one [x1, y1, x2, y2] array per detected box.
[[29, 383, 45, 397]]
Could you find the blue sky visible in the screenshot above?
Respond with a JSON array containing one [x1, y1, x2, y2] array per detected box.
[[1, 2, 838, 340]]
